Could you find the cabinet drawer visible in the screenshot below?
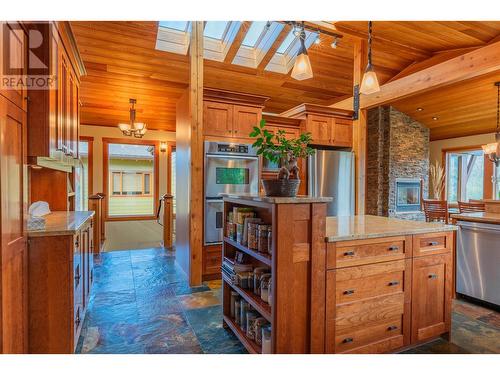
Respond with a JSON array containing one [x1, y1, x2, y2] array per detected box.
[[340, 336, 405, 354], [335, 316, 403, 353], [413, 232, 452, 257], [335, 261, 406, 304], [329, 236, 410, 269], [203, 246, 222, 275]]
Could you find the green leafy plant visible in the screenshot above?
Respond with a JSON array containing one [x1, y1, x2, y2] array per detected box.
[[250, 119, 315, 180]]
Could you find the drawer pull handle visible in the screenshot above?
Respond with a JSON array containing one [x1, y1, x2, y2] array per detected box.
[[388, 281, 400, 286], [428, 241, 439, 246], [342, 337, 354, 344], [428, 274, 438, 279], [343, 289, 355, 295], [388, 246, 399, 251], [343, 251, 355, 257], [387, 325, 398, 331]]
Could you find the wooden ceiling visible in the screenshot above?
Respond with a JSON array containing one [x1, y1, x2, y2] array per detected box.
[[71, 21, 500, 139]]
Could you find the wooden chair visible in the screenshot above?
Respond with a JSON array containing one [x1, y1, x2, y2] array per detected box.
[[458, 201, 485, 213], [423, 199, 449, 224]]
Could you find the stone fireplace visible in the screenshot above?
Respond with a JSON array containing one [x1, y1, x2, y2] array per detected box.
[[366, 106, 429, 221]]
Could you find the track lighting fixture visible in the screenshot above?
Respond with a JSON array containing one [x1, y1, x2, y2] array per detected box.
[[360, 21, 380, 95], [331, 38, 338, 49]]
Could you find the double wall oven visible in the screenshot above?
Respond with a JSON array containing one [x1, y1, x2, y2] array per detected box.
[[204, 141, 259, 244]]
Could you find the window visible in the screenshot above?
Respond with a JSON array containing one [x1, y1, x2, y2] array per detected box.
[[445, 149, 484, 203], [104, 140, 159, 219], [158, 21, 189, 32], [204, 21, 229, 40]]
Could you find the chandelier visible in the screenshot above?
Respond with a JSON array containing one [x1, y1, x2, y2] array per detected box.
[[482, 82, 500, 167], [118, 99, 147, 138]]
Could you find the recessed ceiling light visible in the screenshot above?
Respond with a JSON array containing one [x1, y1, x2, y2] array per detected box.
[[432, 116, 439, 121], [416, 107, 424, 111]]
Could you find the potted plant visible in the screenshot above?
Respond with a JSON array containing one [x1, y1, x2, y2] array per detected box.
[[250, 119, 315, 197]]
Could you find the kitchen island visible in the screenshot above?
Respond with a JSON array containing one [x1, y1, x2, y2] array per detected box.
[[221, 195, 456, 354], [451, 209, 500, 307]]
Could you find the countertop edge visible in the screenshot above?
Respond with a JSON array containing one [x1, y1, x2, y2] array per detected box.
[[27, 211, 95, 238], [326, 225, 457, 242]]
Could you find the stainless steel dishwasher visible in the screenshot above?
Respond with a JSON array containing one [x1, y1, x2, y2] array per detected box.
[[456, 220, 500, 306]]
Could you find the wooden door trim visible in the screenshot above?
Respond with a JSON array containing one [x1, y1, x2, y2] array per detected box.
[[79, 136, 94, 196], [102, 137, 160, 221]]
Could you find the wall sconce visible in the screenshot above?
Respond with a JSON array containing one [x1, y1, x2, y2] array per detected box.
[[160, 142, 167, 153]]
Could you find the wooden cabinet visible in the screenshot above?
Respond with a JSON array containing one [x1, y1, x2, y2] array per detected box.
[[0, 94, 28, 354], [28, 218, 93, 353], [411, 253, 452, 343], [203, 89, 268, 139], [27, 22, 84, 161], [325, 231, 454, 353], [203, 245, 222, 277], [0, 22, 28, 111], [204, 101, 262, 139], [280, 103, 354, 148]]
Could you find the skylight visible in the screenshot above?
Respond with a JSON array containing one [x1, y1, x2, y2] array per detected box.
[[242, 21, 268, 47], [204, 21, 229, 40], [158, 21, 189, 32], [276, 30, 297, 54]]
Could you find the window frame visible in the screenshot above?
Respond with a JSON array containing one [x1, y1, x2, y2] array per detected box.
[[110, 171, 153, 197], [103, 137, 160, 221], [441, 145, 493, 203]]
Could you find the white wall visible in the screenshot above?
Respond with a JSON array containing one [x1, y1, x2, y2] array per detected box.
[[429, 132, 495, 166], [81, 125, 176, 251]]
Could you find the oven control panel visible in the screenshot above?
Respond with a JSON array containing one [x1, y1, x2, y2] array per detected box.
[[217, 144, 249, 153]]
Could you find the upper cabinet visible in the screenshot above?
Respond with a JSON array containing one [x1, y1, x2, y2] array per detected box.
[[27, 22, 85, 162], [281, 103, 354, 148], [203, 88, 268, 139]]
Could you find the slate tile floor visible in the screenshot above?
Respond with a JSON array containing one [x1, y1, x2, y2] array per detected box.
[[76, 247, 245, 354], [76, 247, 500, 354]]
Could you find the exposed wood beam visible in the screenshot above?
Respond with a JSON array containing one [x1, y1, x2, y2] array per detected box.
[[306, 21, 338, 32], [257, 24, 292, 71], [224, 21, 251, 64], [331, 39, 500, 111]]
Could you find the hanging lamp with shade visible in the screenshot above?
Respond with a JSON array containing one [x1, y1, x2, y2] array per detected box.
[[482, 82, 500, 167], [118, 98, 147, 138], [360, 21, 380, 95], [291, 25, 313, 81]]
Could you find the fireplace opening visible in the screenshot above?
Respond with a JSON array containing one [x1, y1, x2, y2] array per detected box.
[[395, 179, 422, 213]]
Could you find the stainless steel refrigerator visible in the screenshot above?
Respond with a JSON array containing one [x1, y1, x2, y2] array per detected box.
[[308, 149, 355, 216]]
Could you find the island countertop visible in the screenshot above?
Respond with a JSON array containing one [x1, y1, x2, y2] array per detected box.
[[221, 193, 333, 204], [451, 211, 500, 225], [27, 211, 95, 237], [326, 215, 456, 242]]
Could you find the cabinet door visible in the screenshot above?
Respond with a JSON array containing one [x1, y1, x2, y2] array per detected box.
[[411, 253, 452, 343], [265, 125, 300, 140], [57, 49, 68, 153], [0, 22, 28, 111], [0, 95, 28, 353], [232, 105, 261, 139], [306, 115, 332, 145], [332, 119, 353, 147], [203, 101, 233, 137]]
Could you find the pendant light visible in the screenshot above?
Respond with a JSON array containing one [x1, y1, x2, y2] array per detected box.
[[360, 21, 380, 95], [291, 25, 313, 81], [482, 82, 500, 167], [118, 98, 147, 138]]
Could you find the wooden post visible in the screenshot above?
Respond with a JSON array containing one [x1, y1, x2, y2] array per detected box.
[[353, 39, 368, 215], [189, 21, 204, 285], [162, 194, 174, 249]]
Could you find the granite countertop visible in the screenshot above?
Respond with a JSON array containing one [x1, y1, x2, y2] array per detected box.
[[451, 212, 500, 225], [28, 211, 95, 237], [326, 215, 457, 242], [221, 193, 333, 204]]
